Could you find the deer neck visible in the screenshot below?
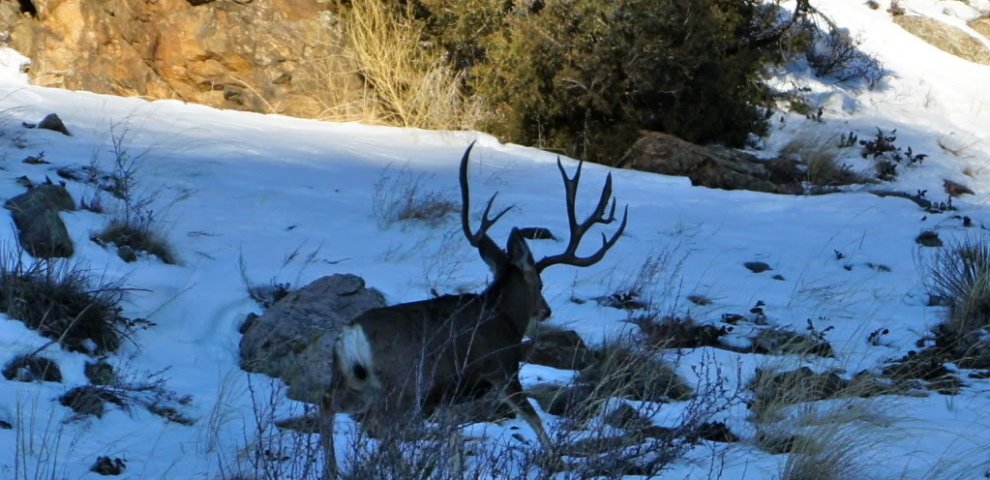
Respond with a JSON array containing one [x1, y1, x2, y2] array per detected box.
[[481, 268, 532, 341]]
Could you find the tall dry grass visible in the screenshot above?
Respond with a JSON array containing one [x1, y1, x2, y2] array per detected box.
[[323, 0, 489, 130]]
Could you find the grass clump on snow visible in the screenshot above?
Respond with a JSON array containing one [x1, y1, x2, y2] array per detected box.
[[926, 236, 990, 368], [0, 248, 127, 354], [777, 422, 874, 480], [372, 164, 457, 228], [576, 341, 693, 405], [92, 212, 177, 265], [778, 134, 867, 190]]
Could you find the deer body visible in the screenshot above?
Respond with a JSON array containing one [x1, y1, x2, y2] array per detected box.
[[320, 143, 626, 479], [328, 226, 549, 437]]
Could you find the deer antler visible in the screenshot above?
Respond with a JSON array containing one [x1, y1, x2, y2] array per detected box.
[[534, 158, 628, 272], [460, 141, 511, 268]]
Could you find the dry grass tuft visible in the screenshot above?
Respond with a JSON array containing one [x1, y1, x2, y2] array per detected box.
[[778, 423, 870, 480], [778, 134, 867, 189], [371, 165, 457, 228], [925, 236, 990, 369], [0, 248, 127, 354], [748, 366, 889, 424], [928, 236, 990, 335]]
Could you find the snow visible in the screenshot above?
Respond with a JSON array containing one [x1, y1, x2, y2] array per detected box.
[[2, 0, 990, 478]]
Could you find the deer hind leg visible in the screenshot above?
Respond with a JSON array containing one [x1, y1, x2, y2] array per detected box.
[[319, 392, 338, 480], [501, 376, 553, 452]]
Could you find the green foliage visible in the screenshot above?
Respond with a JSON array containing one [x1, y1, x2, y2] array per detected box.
[[413, 0, 783, 163]]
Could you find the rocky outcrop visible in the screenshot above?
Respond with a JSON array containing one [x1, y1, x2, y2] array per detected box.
[[3, 0, 358, 118], [619, 131, 803, 194], [239, 274, 387, 403]]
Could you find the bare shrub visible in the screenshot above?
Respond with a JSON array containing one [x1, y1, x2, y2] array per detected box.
[[60, 368, 193, 424], [333, 0, 489, 130], [372, 164, 457, 228], [805, 28, 884, 85], [89, 120, 177, 264], [14, 395, 74, 480], [599, 252, 685, 313], [0, 246, 127, 354], [217, 377, 323, 480], [337, 416, 504, 480], [540, 348, 741, 479]]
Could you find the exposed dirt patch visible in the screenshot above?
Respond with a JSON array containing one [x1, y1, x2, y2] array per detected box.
[[894, 15, 990, 65]]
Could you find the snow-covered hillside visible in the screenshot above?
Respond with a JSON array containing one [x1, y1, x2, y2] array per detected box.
[[3, 1, 990, 479]]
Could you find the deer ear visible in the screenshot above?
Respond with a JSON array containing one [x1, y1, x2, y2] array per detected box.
[[506, 228, 534, 268], [478, 237, 507, 273]]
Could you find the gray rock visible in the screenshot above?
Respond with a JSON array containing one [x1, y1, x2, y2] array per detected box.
[[239, 274, 387, 403], [522, 329, 596, 371], [5, 184, 75, 213], [37, 113, 71, 136], [4, 184, 76, 258]]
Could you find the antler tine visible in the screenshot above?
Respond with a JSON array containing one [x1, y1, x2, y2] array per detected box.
[[472, 193, 512, 245], [459, 141, 510, 265], [536, 158, 628, 272]]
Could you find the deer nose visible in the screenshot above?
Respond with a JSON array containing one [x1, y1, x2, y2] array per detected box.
[[540, 300, 552, 320]]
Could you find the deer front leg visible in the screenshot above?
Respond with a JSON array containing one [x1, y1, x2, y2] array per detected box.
[[501, 376, 553, 452]]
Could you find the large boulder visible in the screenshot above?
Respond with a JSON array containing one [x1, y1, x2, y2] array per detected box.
[[619, 131, 803, 194], [239, 274, 386, 403], [3, 0, 360, 118], [5, 184, 76, 258]]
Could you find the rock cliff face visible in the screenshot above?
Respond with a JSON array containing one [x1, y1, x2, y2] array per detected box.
[[2, 0, 354, 118]]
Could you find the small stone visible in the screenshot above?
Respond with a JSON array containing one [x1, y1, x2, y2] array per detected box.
[[117, 245, 138, 263], [36, 114, 72, 136], [916, 230, 943, 247], [90, 456, 126, 476], [744, 261, 772, 273], [84, 362, 115, 386]]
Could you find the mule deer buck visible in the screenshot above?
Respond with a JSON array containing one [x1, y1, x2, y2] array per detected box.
[[320, 142, 627, 478]]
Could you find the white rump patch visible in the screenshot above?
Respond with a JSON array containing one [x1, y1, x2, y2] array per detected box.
[[334, 325, 376, 386]]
